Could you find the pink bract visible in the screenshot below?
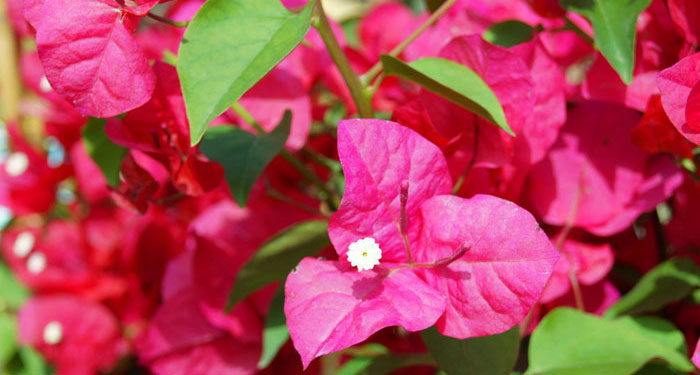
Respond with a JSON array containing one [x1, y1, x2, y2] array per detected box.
[[658, 52, 700, 144], [286, 119, 558, 367], [34, 0, 155, 117]]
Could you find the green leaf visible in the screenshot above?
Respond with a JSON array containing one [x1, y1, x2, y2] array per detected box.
[[380, 55, 513, 136], [0, 313, 17, 368], [337, 344, 433, 375], [81, 117, 127, 187], [17, 347, 51, 375], [200, 111, 291, 207], [178, 0, 314, 146], [258, 285, 289, 369], [526, 308, 695, 375], [0, 262, 29, 310], [421, 326, 520, 375], [558, 0, 652, 84], [605, 258, 700, 318], [483, 20, 535, 47], [226, 220, 329, 310]]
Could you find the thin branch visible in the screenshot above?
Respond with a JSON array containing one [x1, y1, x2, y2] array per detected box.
[[147, 12, 189, 28], [360, 0, 460, 85], [312, 1, 374, 118]]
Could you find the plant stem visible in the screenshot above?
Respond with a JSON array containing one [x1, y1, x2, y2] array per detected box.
[[0, 0, 20, 122], [360, 0, 459, 85], [266, 186, 328, 218], [231, 102, 340, 209], [452, 121, 479, 194], [311, 1, 374, 118], [146, 12, 189, 28], [555, 177, 585, 311]]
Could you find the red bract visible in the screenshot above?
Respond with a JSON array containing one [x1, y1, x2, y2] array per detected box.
[[285, 119, 558, 368], [667, 178, 700, 249], [632, 95, 694, 158], [527, 101, 683, 236], [667, 0, 700, 46], [106, 62, 223, 200], [0, 125, 67, 215], [30, 0, 156, 117], [18, 295, 126, 375]]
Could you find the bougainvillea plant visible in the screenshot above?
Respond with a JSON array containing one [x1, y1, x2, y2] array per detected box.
[[2, 0, 700, 374]]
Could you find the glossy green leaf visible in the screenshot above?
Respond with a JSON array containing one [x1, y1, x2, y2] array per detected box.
[[421, 326, 519, 375], [526, 308, 695, 375], [380, 55, 513, 136], [258, 285, 289, 369], [558, 0, 652, 84], [605, 258, 700, 318], [483, 20, 535, 47], [200, 111, 291, 207], [226, 220, 329, 310], [0, 313, 16, 368], [81, 117, 127, 187], [178, 0, 314, 145]]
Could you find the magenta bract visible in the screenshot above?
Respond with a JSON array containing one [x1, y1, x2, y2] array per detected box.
[[285, 119, 558, 367]]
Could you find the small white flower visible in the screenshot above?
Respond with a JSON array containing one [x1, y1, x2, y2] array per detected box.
[[39, 76, 52, 92], [43, 321, 63, 345], [4, 152, 29, 177], [13, 232, 35, 258], [347, 237, 382, 271], [27, 252, 46, 274]]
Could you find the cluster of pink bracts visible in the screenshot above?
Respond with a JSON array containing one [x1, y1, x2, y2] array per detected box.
[[3, 0, 700, 374]]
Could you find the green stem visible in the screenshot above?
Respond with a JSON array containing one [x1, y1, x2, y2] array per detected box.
[[312, 1, 374, 118], [146, 12, 189, 28], [231, 102, 340, 209], [266, 186, 328, 218], [360, 0, 460, 85]]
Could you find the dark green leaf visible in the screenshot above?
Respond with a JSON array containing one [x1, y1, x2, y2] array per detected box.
[[178, 0, 313, 145], [605, 258, 700, 318], [634, 363, 687, 375], [483, 20, 535, 47], [258, 285, 289, 369], [226, 220, 329, 309], [421, 326, 519, 375], [337, 345, 433, 375], [0, 313, 17, 368], [380, 55, 513, 136], [0, 262, 29, 310], [526, 308, 695, 375], [81, 117, 127, 187], [558, 0, 652, 84], [200, 111, 291, 207]]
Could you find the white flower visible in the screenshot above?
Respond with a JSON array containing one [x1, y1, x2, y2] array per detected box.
[[13, 232, 35, 258], [4, 152, 29, 177], [347, 237, 382, 271], [43, 321, 63, 345], [27, 252, 46, 274]]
